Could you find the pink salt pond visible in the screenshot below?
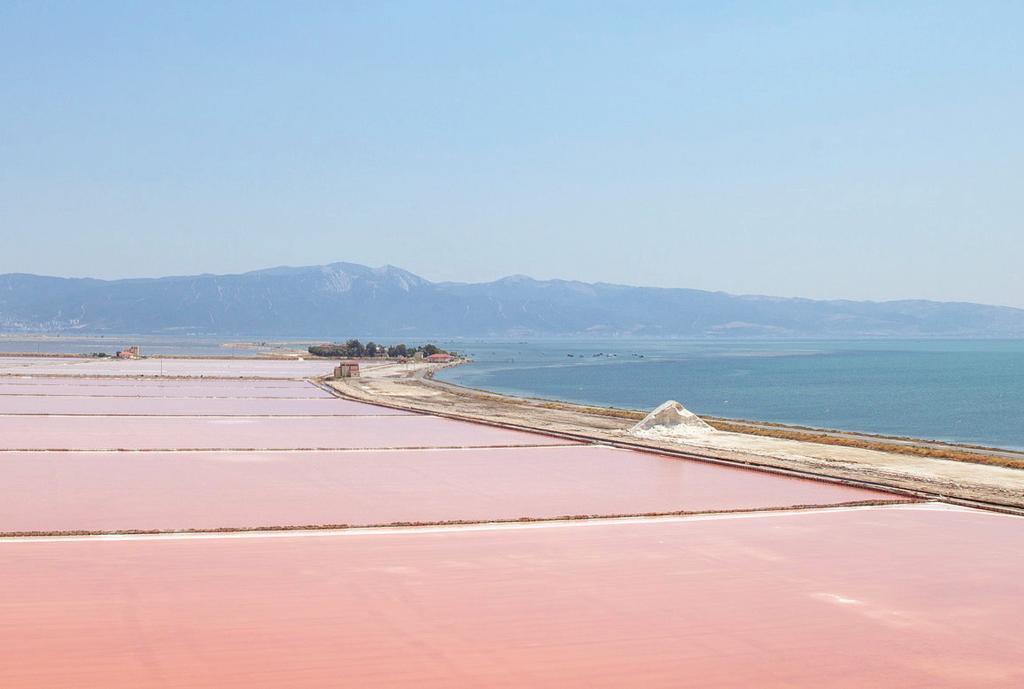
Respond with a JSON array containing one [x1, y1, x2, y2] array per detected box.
[[0, 395, 408, 416], [0, 377, 332, 398], [0, 357, 348, 378], [1, 505, 1020, 689], [0, 445, 895, 533], [0, 414, 570, 450], [0, 363, 1017, 688]]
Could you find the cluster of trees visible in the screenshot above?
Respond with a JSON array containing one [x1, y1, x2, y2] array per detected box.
[[307, 340, 447, 359]]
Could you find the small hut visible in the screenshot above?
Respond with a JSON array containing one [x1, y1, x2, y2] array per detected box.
[[334, 360, 360, 379]]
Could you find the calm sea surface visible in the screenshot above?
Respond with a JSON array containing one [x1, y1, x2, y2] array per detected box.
[[435, 339, 1024, 450]]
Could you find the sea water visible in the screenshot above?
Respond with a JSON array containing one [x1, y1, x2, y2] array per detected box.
[[435, 339, 1024, 450]]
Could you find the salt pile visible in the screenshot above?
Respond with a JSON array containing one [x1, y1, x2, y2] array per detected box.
[[629, 400, 715, 440]]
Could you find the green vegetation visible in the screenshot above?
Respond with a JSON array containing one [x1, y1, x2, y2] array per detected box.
[[386, 343, 409, 358], [307, 340, 453, 359]]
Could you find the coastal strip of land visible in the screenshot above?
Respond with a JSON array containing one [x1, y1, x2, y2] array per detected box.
[[326, 360, 1024, 512]]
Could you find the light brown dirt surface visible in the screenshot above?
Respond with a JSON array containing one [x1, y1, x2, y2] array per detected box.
[[327, 362, 1024, 511]]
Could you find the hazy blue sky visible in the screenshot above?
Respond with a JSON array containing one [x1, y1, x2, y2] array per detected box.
[[2, 2, 1021, 306]]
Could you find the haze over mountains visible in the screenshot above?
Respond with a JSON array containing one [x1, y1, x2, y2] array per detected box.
[[1, 262, 1022, 338]]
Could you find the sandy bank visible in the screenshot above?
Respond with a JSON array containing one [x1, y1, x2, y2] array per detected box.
[[326, 361, 1024, 512]]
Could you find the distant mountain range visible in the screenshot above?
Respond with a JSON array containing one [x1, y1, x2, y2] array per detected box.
[[1, 262, 1022, 338]]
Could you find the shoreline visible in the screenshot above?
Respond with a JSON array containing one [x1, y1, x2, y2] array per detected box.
[[7, 350, 1020, 460], [3, 351, 1021, 509], [425, 363, 1024, 467], [326, 360, 1024, 512]]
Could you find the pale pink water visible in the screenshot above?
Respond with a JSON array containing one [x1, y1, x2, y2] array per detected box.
[[1, 363, 1017, 688], [1, 507, 1020, 688], [0, 357, 366, 378], [0, 445, 895, 533], [0, 414, 571, 450], [0, 395, 409, 416], [0, 378, 331, 397]]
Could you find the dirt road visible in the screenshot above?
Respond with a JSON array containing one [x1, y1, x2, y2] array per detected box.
[[326, 362, 1024, 512]]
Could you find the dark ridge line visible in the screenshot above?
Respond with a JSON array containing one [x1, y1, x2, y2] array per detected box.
[[0, 498, 919, 539], [0, 353, 317, 362], [0, 413, 417, 418], [0, 443, 582, 453], [313, 378, 1024, 516], [423, 366, 1024, 457], [0, 377, 311, 382], [0, 394, 332, 399], [0, 373, 319, 382]]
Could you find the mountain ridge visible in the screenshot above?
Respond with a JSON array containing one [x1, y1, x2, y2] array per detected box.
[[1, 263, 1022, 338]]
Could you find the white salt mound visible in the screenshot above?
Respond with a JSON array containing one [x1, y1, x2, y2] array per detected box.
[[629, 400, 715, 440]]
